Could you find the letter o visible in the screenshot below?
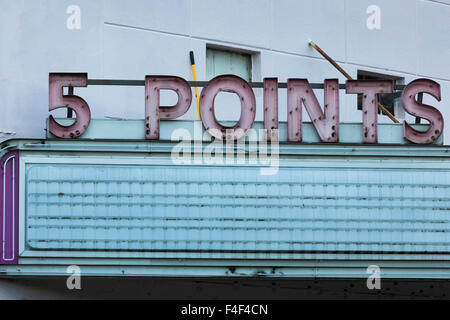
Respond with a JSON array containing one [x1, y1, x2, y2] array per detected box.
[[200, 75, 256, 140]]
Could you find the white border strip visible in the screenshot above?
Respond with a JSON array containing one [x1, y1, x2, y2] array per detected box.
[[3, 155, 15, 261]]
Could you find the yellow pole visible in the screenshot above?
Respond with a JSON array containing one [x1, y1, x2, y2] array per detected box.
[[190, 51, 201, 120]]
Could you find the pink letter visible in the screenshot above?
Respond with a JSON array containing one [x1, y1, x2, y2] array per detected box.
[[346, 80, 393, 143], [287, 79, 339, 142], [145, 76, 192, 139], [200, 75, 256, 140], [264, 78, 279, 141], [402, 79, 443, 144], [49, 73, 90, 138]]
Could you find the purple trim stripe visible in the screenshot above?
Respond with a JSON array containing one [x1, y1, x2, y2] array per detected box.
[[0, 151, 19, 264]]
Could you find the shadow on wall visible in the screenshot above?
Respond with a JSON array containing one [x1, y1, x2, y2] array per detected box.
[[0, 278, 449, 300]]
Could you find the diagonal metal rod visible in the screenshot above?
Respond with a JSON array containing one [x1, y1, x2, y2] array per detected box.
[[309, 41, 399, 124]]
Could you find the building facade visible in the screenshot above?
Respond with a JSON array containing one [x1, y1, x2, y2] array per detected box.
[[0, 0, 449, 299]]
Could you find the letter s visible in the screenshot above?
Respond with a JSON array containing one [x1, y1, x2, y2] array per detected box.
[[402, 79, 443, 144]]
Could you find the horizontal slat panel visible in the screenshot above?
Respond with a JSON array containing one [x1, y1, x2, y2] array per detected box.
[[25, 164, 450, 253]]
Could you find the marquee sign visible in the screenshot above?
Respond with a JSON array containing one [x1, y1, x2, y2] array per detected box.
[[48, 73, 443, 144]]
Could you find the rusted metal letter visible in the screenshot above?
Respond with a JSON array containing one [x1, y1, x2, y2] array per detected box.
[[402, 79, 443, 144], [264, 78, 279, 141], [49, 73, 90, 138], [287, 79, 339, 142], [145, 76, 192, 140], [199, 75, 256, 140], [346, 80, 393, 143]]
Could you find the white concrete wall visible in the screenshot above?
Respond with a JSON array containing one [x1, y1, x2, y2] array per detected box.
[[0, 0, 448, 142]]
